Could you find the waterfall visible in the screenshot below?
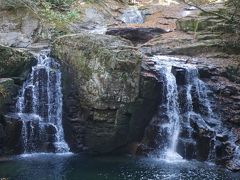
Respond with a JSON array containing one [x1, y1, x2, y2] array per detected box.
[[16, 50, 70, 154], [151, 56, 223, 162], [121, 6, 144, 24], [157, 65, 182, 161]]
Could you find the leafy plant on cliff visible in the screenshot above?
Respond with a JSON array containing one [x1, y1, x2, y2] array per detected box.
[[39, 1, 79, 32], [3, 0, 79, 33]]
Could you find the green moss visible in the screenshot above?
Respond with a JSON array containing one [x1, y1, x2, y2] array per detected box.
[[0, 45, 34, 78], [52, 33, 141, 108], [53, 35, 137, 82], [176, 19, 200, 32], [0, 79, 16, 111], [71, 51, 93, 80], [176, 17, 221, 32]]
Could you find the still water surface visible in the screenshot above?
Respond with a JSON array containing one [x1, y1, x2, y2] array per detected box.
[[0, 154, 239, 180]]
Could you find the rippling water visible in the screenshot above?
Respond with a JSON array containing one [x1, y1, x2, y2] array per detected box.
[[0, 154, 239, 180]]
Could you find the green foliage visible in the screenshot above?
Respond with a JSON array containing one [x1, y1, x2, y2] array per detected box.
[[3, 0, 76, 7], [39, 1, 79, 32], [2, 0, 33, 9], [186, 0, 240, 52], [2, 0, 79, 33]]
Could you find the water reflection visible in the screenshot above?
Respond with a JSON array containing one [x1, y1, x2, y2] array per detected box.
[[0, 154, 239, 180]]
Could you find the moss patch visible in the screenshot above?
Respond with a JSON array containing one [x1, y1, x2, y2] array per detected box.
[[0, 45, 35, 78]]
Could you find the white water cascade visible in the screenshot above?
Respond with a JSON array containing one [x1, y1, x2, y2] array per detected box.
[[16, 50, 70, 153], [157, 65, 183, 161], [121, 6, 144, 24], [151, 55, 221, 162]]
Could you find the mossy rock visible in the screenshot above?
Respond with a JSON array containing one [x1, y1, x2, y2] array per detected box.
[[0, 45, 36, 78], [176, 17, 222, 32], [0, 78, 17, 112], [51, 33, 164, 154], [52, 33, 142, 109]]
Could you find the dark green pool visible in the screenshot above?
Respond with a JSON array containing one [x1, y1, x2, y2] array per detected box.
[[0, 153, 239, 180]]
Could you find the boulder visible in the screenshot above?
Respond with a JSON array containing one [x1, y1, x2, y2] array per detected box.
[[52, 33, 161, 154], [0, 45, 35, 78], [52, 33, 141, 109], [0, 5, 41, 47], [0, 114, 23, 155]]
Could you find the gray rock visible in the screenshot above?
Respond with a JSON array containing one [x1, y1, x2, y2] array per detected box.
[[52, 33, 160, 154], [0, 7, 41, 47]]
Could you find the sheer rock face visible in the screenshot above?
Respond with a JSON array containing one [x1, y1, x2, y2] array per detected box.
[[52, 33, 160, 154]]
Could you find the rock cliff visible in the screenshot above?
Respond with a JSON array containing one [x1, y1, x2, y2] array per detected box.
[[52, 33, 160, 154]]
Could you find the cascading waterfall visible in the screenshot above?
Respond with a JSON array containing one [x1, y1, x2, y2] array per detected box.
[[156, 65, 182, 160], [121, 6, 144, 24], [151, 55, 234, 163], [16, 50, 69, 153]]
